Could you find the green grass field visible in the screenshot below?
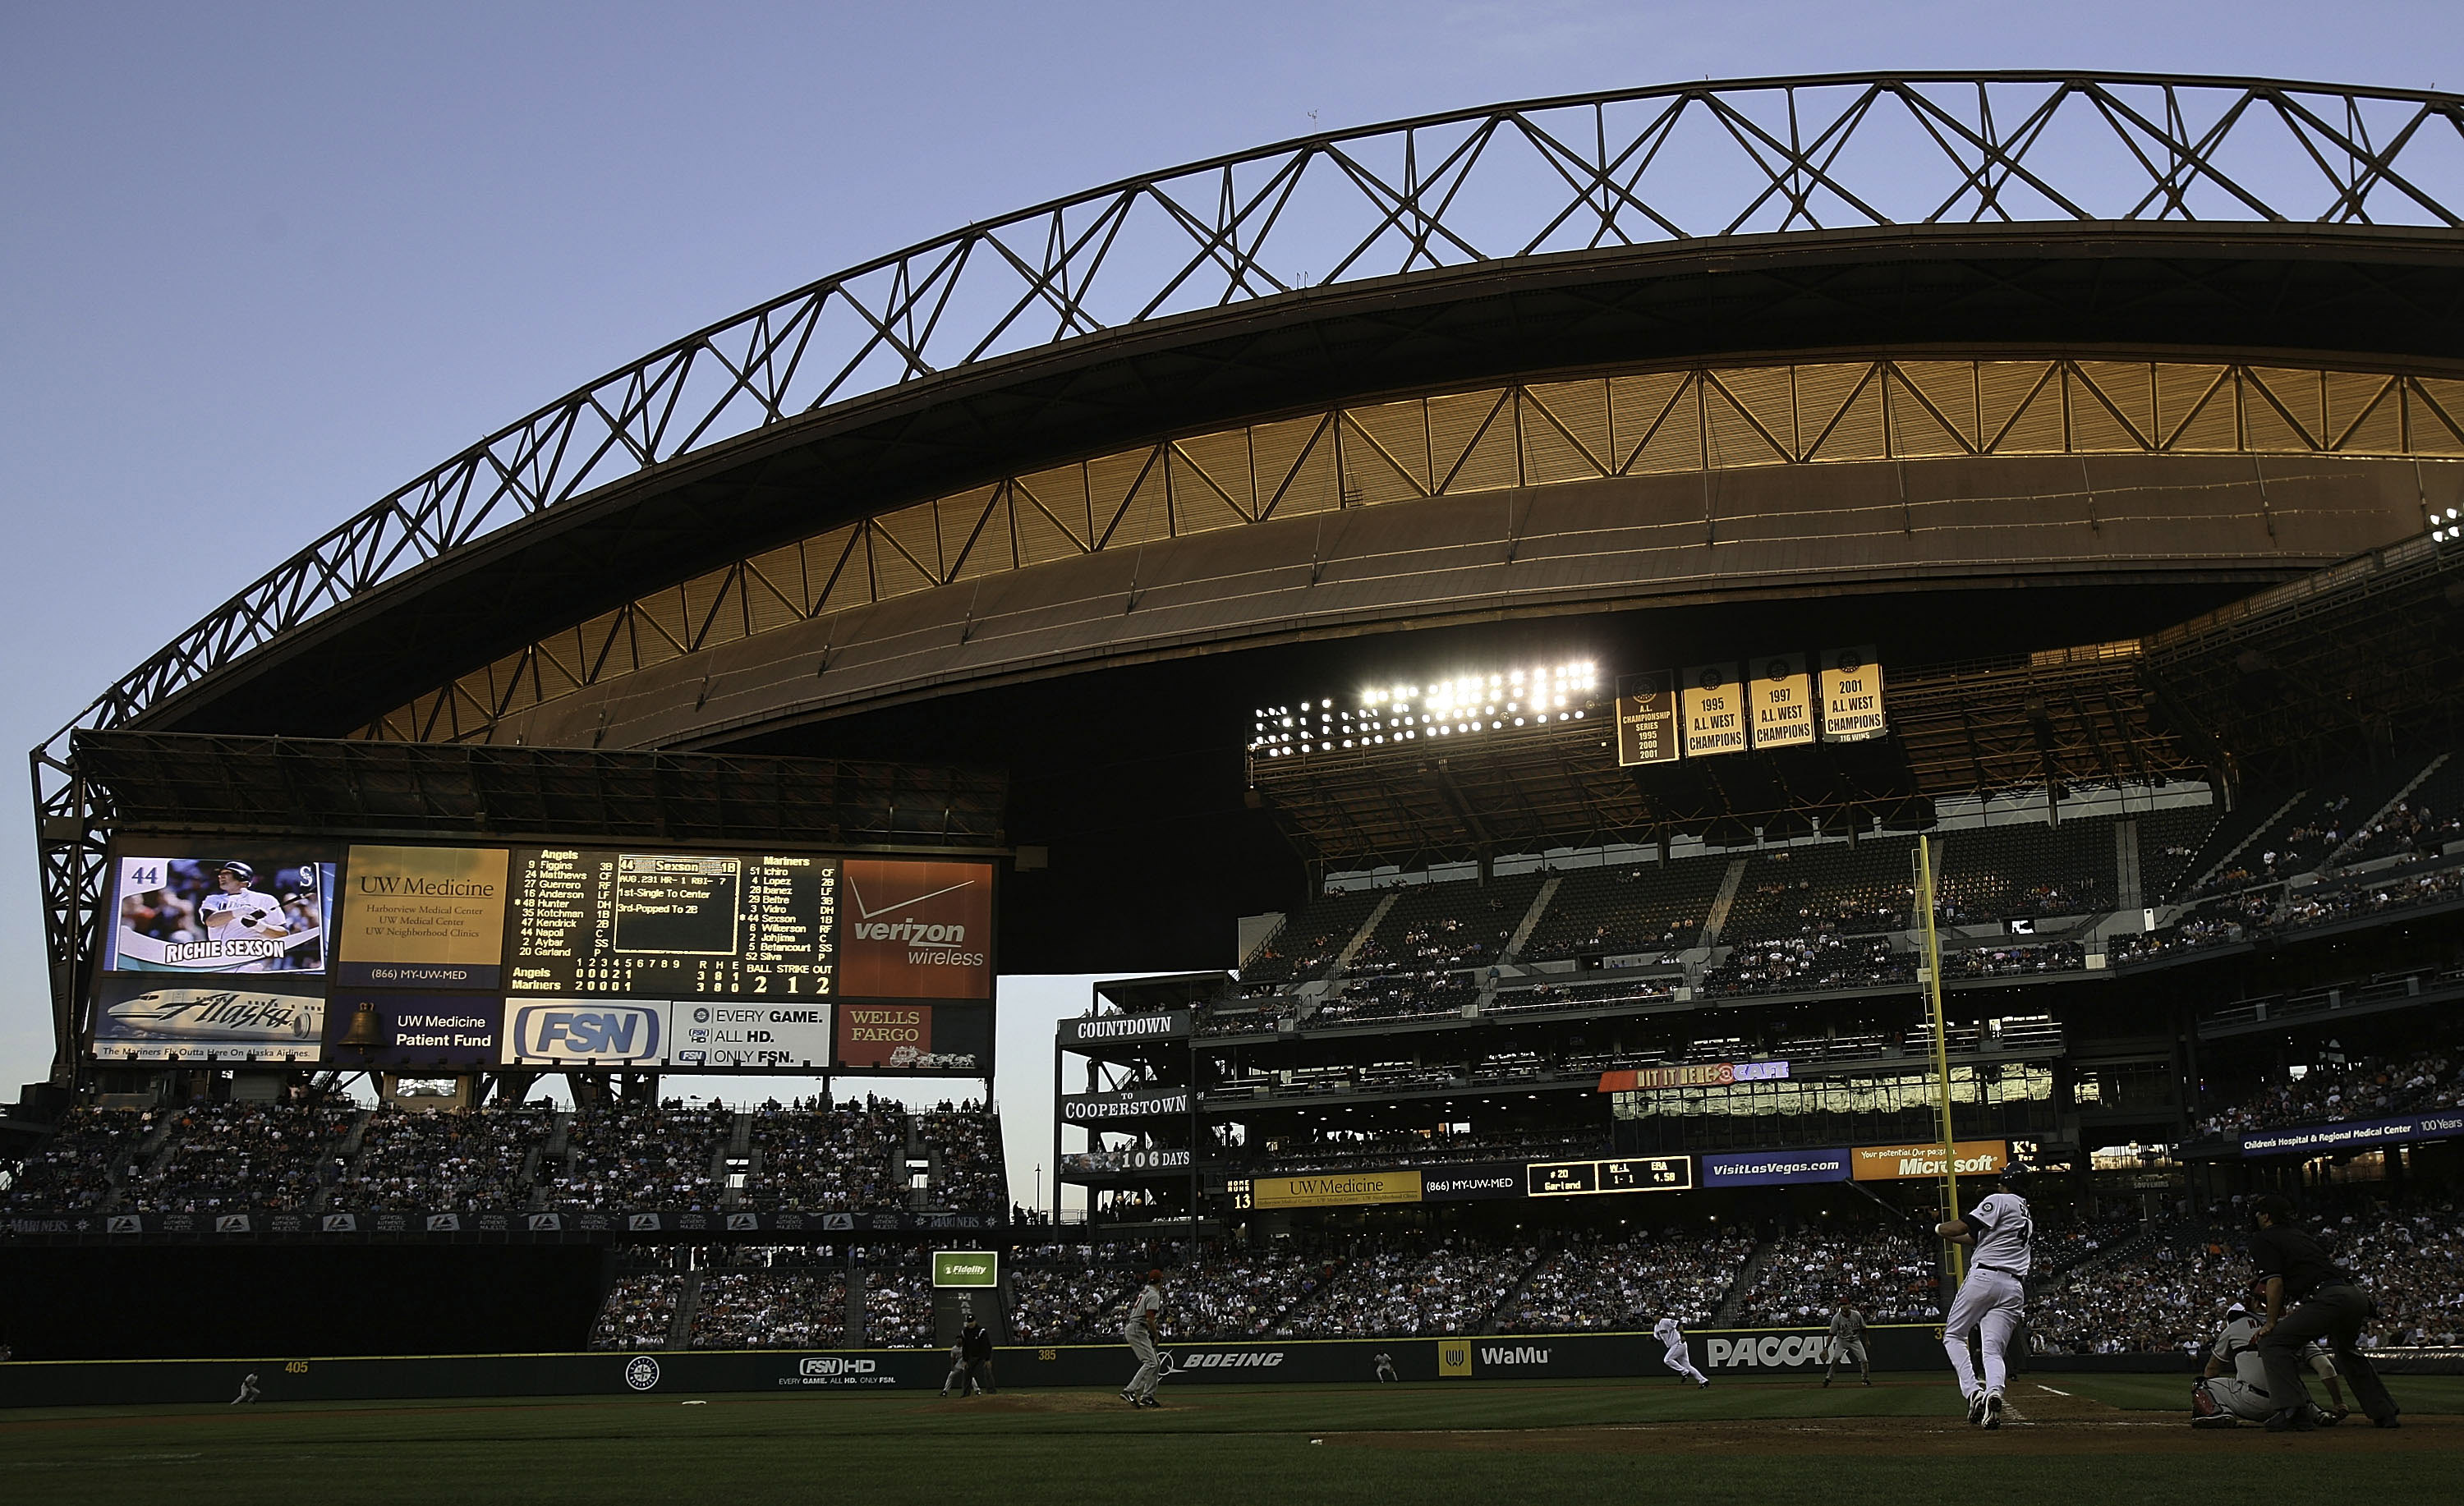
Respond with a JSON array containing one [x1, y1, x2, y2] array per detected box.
[[5, 1375, 2460, 1505]]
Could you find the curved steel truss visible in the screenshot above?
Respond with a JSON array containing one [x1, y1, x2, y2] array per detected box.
[[29, 71, 2464, 1076], [364, 353, 2464, 748]]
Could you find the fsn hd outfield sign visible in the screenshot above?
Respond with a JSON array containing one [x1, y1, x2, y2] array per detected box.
[[931, 1251, 999, 1288]]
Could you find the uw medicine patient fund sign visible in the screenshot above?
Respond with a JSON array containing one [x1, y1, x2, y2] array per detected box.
[[337, 846, 510, 989]]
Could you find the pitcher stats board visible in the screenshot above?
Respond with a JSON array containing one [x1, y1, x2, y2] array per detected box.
[[507, 849, 838, 998]]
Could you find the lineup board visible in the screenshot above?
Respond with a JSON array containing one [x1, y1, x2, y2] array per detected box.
[[507, 850, 839, 999]]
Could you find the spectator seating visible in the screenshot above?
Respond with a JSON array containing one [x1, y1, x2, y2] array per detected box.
[[1312, 971, 1478, 1025], [128, 1101, 356, 1214], [338, 1102, 555, 1211], [1701, 934, 1910, 998], [1719, 838, 1916, 943], [2195, 1043, 2462, 1140], [2337, 755, 2462, 865], [917, 1104, 1005, 1214], [589, 1273, 682, 1350], [1240, 889, 1389, 985], [1938, 940, 2086, 980], [1935, 816, 2120, 921], [1349, 875, 1544, 976], [1740, 1222, 1942, 1325], [1, 1106, 153, 1211], [1286, 1239, 1540, 1337], [2135, 803, 2224, 902], [690, 1268, 848, 1348], [2186, 762, 2426, 898], [1520, 861, 1728, 963], [1489, 975, 1678, 1014], [862, 1264, 936, 1347], [550, 1101, 731, 1210], [741, 1100, 905, 1212], [1495, 1224, 1756, 1332]]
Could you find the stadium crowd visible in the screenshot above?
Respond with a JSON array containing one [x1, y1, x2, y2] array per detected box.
[[742, 1098, 903, 1212], [129, 1101, 355, 1213], [2195, 1044, 2463, 1139], [1701, 934, 1912, 999], [588, 1273, 683, 1350], [917, 1104, 1007, 1214], [337, 1103, 555, 1211], [689, 1268, 849, 1348], [1494, 1224, 1756, 1333], [1739, 1222, 1942, 1325], [549, 1101, 730, 1210], [0, 1105, 152, 1211], [1287, 1239, 1540, 1337]]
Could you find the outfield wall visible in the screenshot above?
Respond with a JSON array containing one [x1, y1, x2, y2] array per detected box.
[[0, 1325, 1943, 1407]]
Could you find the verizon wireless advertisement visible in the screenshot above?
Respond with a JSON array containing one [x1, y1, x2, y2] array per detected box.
[[836, 859, 994, 999]]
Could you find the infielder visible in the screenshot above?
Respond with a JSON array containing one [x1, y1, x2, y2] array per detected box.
[[2194, 1300, 2338, 1427], [1120, 1268, 1166, 1409], [198, 862, 292, 969], [1823, 1302, 1871, 1387], [1935, 1161, 2032, 1430], [1653, 1315, 1709, 1387]]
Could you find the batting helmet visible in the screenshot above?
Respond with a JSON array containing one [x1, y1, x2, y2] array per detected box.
[[217, 861, 255, 883]]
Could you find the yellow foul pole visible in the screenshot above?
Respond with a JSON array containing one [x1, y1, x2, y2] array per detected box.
[[1915, 835, 1964, 1285]]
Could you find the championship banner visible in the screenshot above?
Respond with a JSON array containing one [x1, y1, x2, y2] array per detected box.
[[1681, 663, 1746, 758], [1249, 1170, 1424, 1209], [336, 845, 510, 989], [90, 975, 325, 1063], [1819, 646, 1887, 742], [837, 859, 995, 999], [1614, 670, 1680, 766], [2238, 1111, 2464, 1158], [104, 850, 335, 976], [1747, 654, 1814, 750], [1701, 1148, 1851, 1187], [1850, 1139, 2007, 1182]]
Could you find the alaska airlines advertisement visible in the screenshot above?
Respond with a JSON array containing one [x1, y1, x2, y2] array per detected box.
[[90, 975, 326, 1063]]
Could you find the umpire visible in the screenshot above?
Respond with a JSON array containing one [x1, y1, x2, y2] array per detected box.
[[958, 1316, 997, 1395], [2247, 1193, 2399, 1431]]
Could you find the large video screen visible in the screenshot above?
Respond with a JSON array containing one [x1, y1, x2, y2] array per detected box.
[[93, 836, 996, 1074]]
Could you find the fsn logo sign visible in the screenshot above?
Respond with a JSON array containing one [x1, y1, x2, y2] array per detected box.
[[510, 1004, 662, 1062], [931, 1250, 1000, 1288], [1707, 1334, 1832, 1370], [798, 1357, 879, 1377]]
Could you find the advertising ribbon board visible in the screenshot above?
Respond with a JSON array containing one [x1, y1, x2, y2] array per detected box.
[[1747, 654, 1815, 750], [1681, 663, 1746, 758], [1615, 670, 1681, 767], [1819, 646, 1887, 742], [336, 846, 510, 989], [1249, 1170, 1424, 1209], [1597, 1061, 1790, 1092], [2238, 1112, 2464, 1157], [1701, 1148, 1852, 1187], [1850, 1139, 2008, 1182]]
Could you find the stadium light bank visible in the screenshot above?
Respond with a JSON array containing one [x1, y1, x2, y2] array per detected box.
[[1253, 661, 1598, 756]]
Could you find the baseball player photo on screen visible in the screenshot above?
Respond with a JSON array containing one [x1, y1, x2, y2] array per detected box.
[[102, 849, 337, 976]]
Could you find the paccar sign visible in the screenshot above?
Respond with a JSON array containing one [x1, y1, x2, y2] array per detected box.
[[1850, 1140, 2007, 1182]]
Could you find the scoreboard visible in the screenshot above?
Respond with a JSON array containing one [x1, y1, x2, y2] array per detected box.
[[1524, 1156, 1694, 1196], [508, 850, 839, 999], [94, 838, 995, 1075]]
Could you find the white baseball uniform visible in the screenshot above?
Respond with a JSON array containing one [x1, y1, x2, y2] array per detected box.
[[1653, 1315, 1708, 1384], [1826, 1306, 1869, 1370], [2205, 1314, 2277, 1420], [200, 888, 291, 970], [1943, 1189, 2031, 1403], [1123, 1282, 1165, 1400]]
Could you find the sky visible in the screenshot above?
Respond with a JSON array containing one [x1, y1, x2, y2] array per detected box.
[[3, 1, 2460, 1211]]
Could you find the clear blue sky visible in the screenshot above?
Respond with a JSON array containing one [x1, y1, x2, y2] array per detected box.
[[4, 2, 2458, 1206]]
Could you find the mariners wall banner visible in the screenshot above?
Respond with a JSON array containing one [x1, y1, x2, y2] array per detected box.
[[1850, 1139, 2008, 1182], [335, 845, 510, 989], [2238, 1111, 2464, 1157]]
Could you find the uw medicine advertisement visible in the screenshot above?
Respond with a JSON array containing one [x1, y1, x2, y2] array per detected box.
[[335, 845, 511, 989]]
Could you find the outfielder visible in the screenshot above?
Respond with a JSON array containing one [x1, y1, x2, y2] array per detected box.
[[1119, 1268, 1166, 1409], [198, 862, 292, 970], [1373, 1352, 1399, 1383], [1935, 1162, 2032, 1429], [1823, 1302, 1871, 1387], [1653, 1315, 1709, 1387]]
